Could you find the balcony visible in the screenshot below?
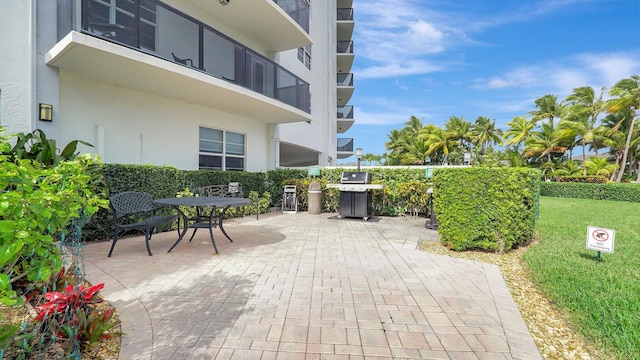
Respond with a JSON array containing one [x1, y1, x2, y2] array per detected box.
[[186, 0, 311, 51], [337, 40, 355, 74], [273, 0, 310, 34], [337, 8, 354, 41], [337, 105, 355, 133], [337, 138, 354, 159], [337, 73, 354, 106], [48, 0, 311, 124]]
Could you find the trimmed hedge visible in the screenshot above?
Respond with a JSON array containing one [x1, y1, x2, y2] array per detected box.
[[540, 181, 640, 202], [83, 165, 281, 241], [433, 167, 540, 252]]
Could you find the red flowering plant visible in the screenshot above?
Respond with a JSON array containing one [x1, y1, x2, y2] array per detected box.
[[33, 282, 121, 351]]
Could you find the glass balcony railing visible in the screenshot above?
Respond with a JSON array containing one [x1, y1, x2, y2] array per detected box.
[[337, 138, 354, 152], [68, 0, 310, 113], [337, 105, 354, 119], [273, 0, 310, 33], [337, 8, 354, 21], [337, 40, 354, 54], [337, 73, 354, 87]]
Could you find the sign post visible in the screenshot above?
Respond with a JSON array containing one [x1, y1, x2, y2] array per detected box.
[[586, 226, 615, 262]]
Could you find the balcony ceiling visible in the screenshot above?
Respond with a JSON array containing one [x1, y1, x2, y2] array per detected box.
[[337, 21, 354, 41], [337, 0, 353, 8], [188, 0, 312, 51], [337, 118, 355, 133], [46, 32, 311, 124], [337, 53, 355, 74], [337, 86, 354, 106]]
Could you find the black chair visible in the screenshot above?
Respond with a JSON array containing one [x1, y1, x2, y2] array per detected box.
[[186, 184, 243, 243], [171, 52, 194, 67], [108, 191, 178, 257]]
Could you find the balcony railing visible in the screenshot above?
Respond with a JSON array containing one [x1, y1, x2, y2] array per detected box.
[[337, 73, 354, 87], [337, 40, 354, 54], [337, 138, 354, 152], [73, 0, 310, 113], [337, 8, 354, 21], [273, 0, 310, 33], [337, 105, 354, 119]]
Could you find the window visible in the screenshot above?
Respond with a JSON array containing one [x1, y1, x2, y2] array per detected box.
[[199, 127, 245, 171], [85, 0, 156, 49], [297, 45, 311, 69]]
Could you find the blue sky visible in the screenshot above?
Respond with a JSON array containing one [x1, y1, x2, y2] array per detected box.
[[341, 0, 640, 162]]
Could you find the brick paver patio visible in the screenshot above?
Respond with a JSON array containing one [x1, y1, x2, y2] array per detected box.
[[83, 212, 541, 359]]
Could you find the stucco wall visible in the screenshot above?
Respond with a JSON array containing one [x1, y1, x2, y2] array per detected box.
[[59, 71, 270, 171], [0, 0, 34, 133], [277, 1, 337, 165]]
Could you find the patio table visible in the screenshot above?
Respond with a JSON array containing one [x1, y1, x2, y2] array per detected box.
[[154, 196, 250, 254]]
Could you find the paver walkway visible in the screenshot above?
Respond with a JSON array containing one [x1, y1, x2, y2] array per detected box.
[[83, 212, 541, 360]]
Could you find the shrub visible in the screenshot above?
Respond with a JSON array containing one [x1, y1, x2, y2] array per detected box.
[[0, 152, 107, 306], [433, 167, 540, 252], [540, 181, 640, 202]]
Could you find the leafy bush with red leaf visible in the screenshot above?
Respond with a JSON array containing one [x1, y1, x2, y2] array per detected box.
[[33, 283, 121, 353]]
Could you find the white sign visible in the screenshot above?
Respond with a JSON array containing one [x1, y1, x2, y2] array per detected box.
[[586, 226, 615, 253]]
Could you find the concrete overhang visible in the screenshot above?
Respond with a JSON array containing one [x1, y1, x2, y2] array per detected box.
[[46, 32, 311, 124], [187, 0, 312, 51]]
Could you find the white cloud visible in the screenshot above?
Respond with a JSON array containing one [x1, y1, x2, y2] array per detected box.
[[353, 0, 465, 78], [352, 0, 613, 79], [472, 51, 640, 94], [357, 61, 445, 79], [353, 98, 434, 126]]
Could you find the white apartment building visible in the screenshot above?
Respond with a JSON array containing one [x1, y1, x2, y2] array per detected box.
[[0, 0, 355, 171]]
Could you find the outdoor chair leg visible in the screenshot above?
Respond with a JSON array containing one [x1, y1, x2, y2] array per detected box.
[[108, 230, 119, 257], [145, 228, 153, 256]]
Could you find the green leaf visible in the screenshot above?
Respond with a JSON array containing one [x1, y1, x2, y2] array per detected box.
[[0, 239, 23, 264]]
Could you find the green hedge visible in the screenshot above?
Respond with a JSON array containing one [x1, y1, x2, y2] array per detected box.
[[540, 181, 640, 202], [433, 167, 541, 252], [83, 165, 291, 241]]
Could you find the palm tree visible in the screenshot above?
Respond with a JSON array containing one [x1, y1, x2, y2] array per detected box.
[[559, 86, 605, 175], [445, 116, 472, 150], [555, 160, 583, 177], [471, 116, 503, 154], [420, 125, 456, 165], [607, 75, 640, 182], [584, 157, 619, 177], [503, 115, 536, 152], [523, 122, 566, 162], [530, 94, 565, 128]]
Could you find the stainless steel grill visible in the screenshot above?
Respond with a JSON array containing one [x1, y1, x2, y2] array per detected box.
[[328, 172, 380, 221], [340, 171, 371, 184]]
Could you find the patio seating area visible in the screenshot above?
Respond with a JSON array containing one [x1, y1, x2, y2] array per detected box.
[[83, 212, 541, 359]]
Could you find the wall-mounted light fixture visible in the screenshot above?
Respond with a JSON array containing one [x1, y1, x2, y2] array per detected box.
[[219, 0, 230, 5], [39, 103, 53, 122]]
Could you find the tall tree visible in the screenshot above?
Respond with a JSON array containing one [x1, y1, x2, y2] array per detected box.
[[559, 86, 605, 175], [607, 75, 640, 182], [523, 122, 566, 162], [471, 116, 503, 154], [419, 125, 456, 165], [503, 115, 536, 152], [530, 94, 565, 128], [445, 116, 472, 150]]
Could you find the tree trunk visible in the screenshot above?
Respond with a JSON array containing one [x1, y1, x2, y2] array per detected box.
[[616, 114, 637, 182], [582, 139, 587, 176]]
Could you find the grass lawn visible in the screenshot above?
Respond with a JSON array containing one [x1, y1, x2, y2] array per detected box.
[[524, 196, 640, 359]]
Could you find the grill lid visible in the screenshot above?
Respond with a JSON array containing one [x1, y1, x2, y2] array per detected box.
[[340, 172, 371, 184]]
